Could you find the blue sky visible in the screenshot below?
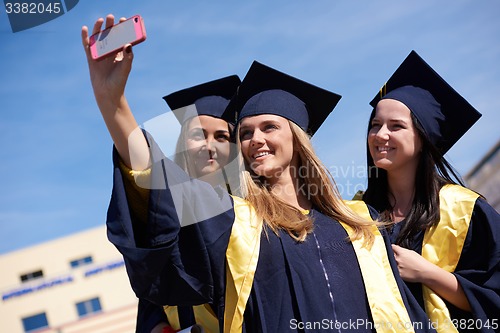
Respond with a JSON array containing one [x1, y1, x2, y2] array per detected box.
[[1, 0, 499, 254]]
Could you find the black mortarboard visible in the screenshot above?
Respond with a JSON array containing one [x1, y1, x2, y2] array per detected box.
[[223, 61, 341, 136], [163, 75, 241, 124], [369, 50, 482, 154]]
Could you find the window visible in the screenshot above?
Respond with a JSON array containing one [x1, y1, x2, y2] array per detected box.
[[22, 312, 48, 332], [70, 256, 93, 268], [76, 297, 102, 317], [20, 270, 43, 283]]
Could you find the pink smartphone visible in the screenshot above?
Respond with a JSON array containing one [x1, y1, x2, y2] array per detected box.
[[89, 15, 147, 60]]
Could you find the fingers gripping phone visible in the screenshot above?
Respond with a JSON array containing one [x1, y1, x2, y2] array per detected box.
[[89, 15, 147, 60]]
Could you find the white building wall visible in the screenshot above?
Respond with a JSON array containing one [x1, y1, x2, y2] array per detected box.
[[0, 225, 139, 333]]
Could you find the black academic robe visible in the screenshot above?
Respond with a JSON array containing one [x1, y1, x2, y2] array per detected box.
[[136, 298, 203, 332], [387, 196, 500, 333], [107, 147, 435, 332], [136, 298, 167, 333]]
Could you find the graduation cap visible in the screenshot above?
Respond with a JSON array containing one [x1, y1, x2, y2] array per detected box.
[[369, 50, 482, 154], [163, 75, 241, 124], [223, 61, 341, 136]]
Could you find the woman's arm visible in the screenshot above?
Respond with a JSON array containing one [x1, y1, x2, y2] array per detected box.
[[81, 14, 150, 170]]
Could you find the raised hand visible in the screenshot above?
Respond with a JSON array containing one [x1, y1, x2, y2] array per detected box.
[[81, 14, 134, 107], [81, 14, 149, 170]]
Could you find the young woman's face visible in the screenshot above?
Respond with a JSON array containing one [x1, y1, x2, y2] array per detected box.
[[368, 99, 423, 174], [185, 115, 231, 177], [239, 114, 298, 184]]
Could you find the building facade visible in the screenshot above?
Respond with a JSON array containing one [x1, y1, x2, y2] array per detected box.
[[465, 139, 500, 212], [0, 226, 139, 333]]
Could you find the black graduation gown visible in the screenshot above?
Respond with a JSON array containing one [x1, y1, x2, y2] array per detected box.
[[387, 197, 500, 333], [136, 298, 200, 332], [107, 148, 435, 332], [136, 298, 167, 333]]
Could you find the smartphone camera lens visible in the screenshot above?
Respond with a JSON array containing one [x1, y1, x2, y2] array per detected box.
[[134, 17, 138, 22]]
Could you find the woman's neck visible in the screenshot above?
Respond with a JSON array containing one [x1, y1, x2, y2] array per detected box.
[[387, 170, 416, 223], [267, 170, 311, 211], [198, 170, 226, 188]]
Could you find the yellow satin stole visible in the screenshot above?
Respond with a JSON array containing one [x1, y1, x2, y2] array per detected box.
[[421, 185, 478, 333], [223, 196, 263, 333], [163, 304, 219, 333], [344, 200, 414, 333]]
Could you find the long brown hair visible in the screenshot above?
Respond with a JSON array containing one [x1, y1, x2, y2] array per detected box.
[[237, 120, 375, 245]]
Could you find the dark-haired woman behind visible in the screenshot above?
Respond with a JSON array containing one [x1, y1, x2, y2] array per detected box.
[[363, 51, 500, 333]]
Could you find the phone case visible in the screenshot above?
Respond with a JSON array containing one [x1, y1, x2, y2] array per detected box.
[[89, 15, 147, 60]]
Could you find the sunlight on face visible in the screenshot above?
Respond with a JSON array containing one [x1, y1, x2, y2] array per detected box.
[[239, 114, 297, 184], [368, 99, 423, 174], [185, 115, 231, 177]]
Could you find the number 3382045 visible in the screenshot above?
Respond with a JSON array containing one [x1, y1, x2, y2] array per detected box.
[[5, 2, 61, 14]]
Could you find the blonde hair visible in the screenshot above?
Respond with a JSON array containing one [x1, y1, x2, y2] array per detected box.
[[237, 120, 375, 245]]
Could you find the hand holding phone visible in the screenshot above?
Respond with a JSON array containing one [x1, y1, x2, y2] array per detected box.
[[89, 15, 147, 61]]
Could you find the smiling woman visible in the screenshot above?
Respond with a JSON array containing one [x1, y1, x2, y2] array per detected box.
[[165, 78, 239, 186], [130, 76, 240, 333], [239, 114, 296, 183], [81, 13, 242, 333], [183, 116, 231, 178], [368, 98, 423, 182], [102, 59, 438, 332], [363, 50, 500, 333]]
